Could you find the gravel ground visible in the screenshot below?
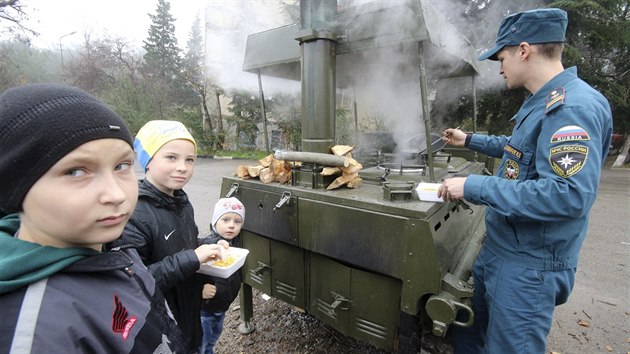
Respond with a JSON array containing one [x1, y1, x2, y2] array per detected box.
[[213, 288, 453, 354]]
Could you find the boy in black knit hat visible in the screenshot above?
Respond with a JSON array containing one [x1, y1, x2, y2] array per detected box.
[[0, 83, 224, 353]]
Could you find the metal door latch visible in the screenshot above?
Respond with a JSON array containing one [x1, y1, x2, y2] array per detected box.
[[273, 191, 292, 211], [327, 291, 351, 315], [225, 183, 239, 197], [253, 262, 270, 276]]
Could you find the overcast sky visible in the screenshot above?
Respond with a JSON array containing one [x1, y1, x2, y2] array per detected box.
[[20, 0, 205, 49]]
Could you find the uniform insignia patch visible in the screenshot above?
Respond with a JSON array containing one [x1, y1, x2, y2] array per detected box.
[[112, 294, 138, 340], [550, 125, 590, 143], [545, 88, 565, 113], [503, 144, 523, 161], [504, 159, 519, 180], [549, 145, 588, 178]]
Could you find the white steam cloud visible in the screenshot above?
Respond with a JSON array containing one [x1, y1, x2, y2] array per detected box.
[[203, 0, 548, 151]]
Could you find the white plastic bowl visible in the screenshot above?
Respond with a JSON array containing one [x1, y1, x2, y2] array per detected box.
[[416, 182, 444, 202], [198, 246, 249, 278]]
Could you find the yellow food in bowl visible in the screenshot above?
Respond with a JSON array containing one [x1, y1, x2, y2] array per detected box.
[[213, 256, 236, 268]]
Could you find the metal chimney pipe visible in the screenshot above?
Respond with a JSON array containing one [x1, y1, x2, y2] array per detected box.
[[296, 0, 338, 154]]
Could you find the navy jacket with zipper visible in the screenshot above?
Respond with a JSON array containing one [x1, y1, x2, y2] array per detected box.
[[0, 213, 185, 354], [108, 179, 205, 353]]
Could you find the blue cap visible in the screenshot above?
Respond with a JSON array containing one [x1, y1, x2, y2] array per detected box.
[[478, 8, 568, 61]]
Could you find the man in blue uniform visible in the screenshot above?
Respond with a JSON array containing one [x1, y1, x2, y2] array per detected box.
[[438, 8, 613, 354]]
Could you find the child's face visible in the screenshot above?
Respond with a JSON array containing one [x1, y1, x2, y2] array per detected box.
[[19, 139, 138, 251], [215, 212, 243, 240], [145, 139, 195, 196]]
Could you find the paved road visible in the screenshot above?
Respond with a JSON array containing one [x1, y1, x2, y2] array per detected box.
[[183, 158, 630, 353]]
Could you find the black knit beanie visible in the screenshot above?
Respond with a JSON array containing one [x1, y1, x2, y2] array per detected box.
[[0, 83, 133, 214]]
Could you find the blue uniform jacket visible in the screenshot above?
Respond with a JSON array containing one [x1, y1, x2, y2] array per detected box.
[[464, 67, 612, 270]]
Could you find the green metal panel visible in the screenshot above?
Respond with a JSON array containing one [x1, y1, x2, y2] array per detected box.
[[299, 198, 413, 277], [241, 232, 306, 308], [308, 252, 402, 350], [242, 230, 272, 295], [308, 252, 351, 329], [270, 240, 306, 308], [233, 185, 299, 246], [242, 24, 300, 79], [349, 267, 401, 350]]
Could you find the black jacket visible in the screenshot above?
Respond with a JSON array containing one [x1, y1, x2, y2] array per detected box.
[[0, 214, 185, 354], [108, 179, 203, 353], [200, 229, 242, 313]]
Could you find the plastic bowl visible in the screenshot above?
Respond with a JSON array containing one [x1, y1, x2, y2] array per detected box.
[[198, 246, 249, 278]]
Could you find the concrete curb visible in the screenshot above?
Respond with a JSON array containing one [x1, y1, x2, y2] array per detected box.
[[612, 136, 629, 168]]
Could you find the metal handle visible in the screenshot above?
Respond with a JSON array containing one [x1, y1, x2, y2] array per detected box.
[[326, 292, 351, 316], [225, 183, 239, 197], [452, 300, 474, 327], [273, 191, 292, 211], [253, 262, 270, 276]]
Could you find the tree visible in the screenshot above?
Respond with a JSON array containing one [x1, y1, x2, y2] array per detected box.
[[227, 90, 265, 150], [61, 34, 155, 133], [142, 0, 184, 117], [0, 0, 38, 43], [182, 13, 217, 147], [143, 0, 181, 80], [0, 40, 58, 91], [552, 0, 630, 133], [270, 93, 302, 151]]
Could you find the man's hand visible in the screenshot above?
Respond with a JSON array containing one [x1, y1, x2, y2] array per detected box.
[[438, 177, 467, 202], [442, 127, 467, 147], [195, 244, 222, 264]]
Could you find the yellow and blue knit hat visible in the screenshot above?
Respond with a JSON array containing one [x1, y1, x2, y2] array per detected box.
[[134, 120, 197, 171]]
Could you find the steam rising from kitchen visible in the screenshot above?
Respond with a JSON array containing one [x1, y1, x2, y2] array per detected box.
[[203, 0, 547, 153]]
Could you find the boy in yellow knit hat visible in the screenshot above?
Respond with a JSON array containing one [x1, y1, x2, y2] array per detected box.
[[109, 120, 228, 353]]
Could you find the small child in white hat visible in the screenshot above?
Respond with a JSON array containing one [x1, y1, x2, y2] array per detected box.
[[199, 197, 245, 354]]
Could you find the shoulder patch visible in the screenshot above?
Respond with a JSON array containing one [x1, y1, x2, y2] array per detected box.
[[549, 145, 588, 178], [504, 159, 520, 180], [545, 88, 565, 114], [550, 125, 590, 143], [503, 143, 523, 161]]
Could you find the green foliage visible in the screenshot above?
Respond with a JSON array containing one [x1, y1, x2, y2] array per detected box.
[[358, 113, 388, 132], [551, 0, 630, 133], [270, 93, 301, 151], [142, 0, 196, 113], [101, 77, 155, 134], [226, 90, 263, 150], [0, 41, 60, 91], [143, 0, 182, 80], [478, 89, 530, 135], [207, 150, 269, 160], [336, 107, 355, 145], [182, 14, 204, 86], [179, 14, 207, 108]]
